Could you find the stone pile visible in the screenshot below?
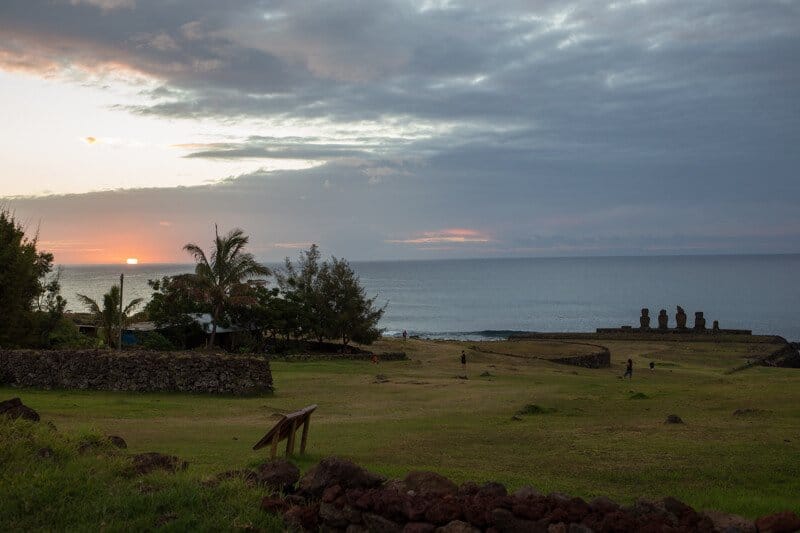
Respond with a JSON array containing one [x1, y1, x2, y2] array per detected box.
[[0, 349, 273, 395], [253, 457, 800, 532]]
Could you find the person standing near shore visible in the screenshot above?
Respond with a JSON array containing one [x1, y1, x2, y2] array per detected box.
[[624, 358, 633, 379], [461, 350, 467, 377]]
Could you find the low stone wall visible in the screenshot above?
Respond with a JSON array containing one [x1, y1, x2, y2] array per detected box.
[[0, 349, 273, 395], [268, 352, 407, 362], [548, 348, 611, 369]]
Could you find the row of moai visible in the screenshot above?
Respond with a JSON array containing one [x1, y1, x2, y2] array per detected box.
[[639, 306, 719, 331]]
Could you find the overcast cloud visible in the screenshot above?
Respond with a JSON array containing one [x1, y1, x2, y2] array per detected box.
[[1, 0, 799, 261]]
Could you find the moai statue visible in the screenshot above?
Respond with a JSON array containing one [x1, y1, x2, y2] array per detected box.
[[639, 308, 651, 330], [658, 309, 669, 330], [676, 306, 687, 329], [694, 311, 706, 331], [712, 320, 720, 332]]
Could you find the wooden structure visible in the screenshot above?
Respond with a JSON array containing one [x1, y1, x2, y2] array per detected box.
[[252, 404, 317, 459]]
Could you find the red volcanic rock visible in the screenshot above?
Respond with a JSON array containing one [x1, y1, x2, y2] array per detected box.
[[477, 482, 507, 499], [106, 435, 127, 449], [362, 512, 402, 532], [755, 511, 800, 533], [424, 496, 462, 525], [0, 397, 40, 422], [403, 471, 459, 497], [260, 496, 288, 514], [589, 495, 619, 514], [402, 493, 432, 522], [513, 485, 542, 499], [563, 497, 591, 523], [283, 503, 319, 531], [511, 495, 550, 521], [256, 459, 300, 493], [403, 522, 436, 533], [298, 457, 384, 497], [370, 487, 407, 522], [319, 501, 351, 528], [129, 452, 188, 476], [703, 510, 755, 533], [436, 520, 480, 533], [491, 508, 546, 533], [322, 484, 343, 503]]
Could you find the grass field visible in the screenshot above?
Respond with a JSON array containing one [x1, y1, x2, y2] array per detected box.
[[2, 336, 799, 529]]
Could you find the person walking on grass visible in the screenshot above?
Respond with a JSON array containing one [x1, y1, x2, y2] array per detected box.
[[461, 350, 467, 377], [624, 358, 633, 379]]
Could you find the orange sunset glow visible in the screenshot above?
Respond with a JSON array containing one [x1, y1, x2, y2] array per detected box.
[[126, 258, 138, 265]]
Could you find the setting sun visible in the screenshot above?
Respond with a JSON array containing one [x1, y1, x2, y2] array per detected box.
[[126, 258, 139, 265]]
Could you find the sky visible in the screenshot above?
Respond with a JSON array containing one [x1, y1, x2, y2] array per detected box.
[[0, 0, 798, 264]]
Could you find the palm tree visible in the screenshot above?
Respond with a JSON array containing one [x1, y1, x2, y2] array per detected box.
[[76, 285, 142, 348], [183, 225, 270, 348]]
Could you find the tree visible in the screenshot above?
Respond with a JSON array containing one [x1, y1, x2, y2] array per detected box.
[[183, 226, 270, 348], [76, 285, 142, 348], [144, 274, 206, 349], [319, 256, 385, 348], [276, 244, 329, 342], [0, 209, 57, 347]]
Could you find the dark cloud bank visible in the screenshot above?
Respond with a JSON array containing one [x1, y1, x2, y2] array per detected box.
[[1, 0, 799, 260]]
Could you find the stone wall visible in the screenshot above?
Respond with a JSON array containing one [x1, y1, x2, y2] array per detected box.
[[268, 352, 407, 362], [0, 349, 273, 395], [548, 348, 611, 369]]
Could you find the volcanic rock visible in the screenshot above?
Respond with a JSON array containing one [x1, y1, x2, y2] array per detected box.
[[129, 452, 188, 476], [0, 397, 40, 422], [403, 471, 459, 497], [755, 511, 800, 533], [299, 457, 385, 498], [256, 459, 300, 492], [107, 435, 127, 449], [703, 510, 755, 532]]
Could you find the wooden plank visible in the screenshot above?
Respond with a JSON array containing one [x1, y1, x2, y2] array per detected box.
[[286, 419, 298, 455], [300, 417, 310, 454], [270, 427, 280, 459]]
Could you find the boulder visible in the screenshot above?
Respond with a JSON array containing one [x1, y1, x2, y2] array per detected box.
[[755, 511, 800, 533], [129, 452, 188, 476], [107, 435, 127, 449], [403, 471, 459, 497], [298, 457, 384, 498], [256, 459, 300, 492], [435, 520, 480, 533], [403, 523, 436, 533], [362, 512, 402, 533], [0, 397, 40, 422], [283, 503, 320, 532], [703, 510, 755, 533], [665, 414, 684, 424], [513, 485, 542, 499], [37, 447, 54, 458], [491, 508, 545, 533]]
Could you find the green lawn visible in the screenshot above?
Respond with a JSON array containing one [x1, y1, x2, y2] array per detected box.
[[2, 337, 799, 529]]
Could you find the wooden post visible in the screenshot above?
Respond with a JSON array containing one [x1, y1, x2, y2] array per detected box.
[[270, 425, 281, 460], [285, 419, 298, 456], [300, 416, 311, 454]]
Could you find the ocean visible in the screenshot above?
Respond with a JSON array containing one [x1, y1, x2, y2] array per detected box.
[[55, 255, 800, 342]]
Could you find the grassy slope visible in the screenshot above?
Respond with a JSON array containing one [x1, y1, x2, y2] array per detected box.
[[2, 337, 798, 527], [0, 421, 283, 531]]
